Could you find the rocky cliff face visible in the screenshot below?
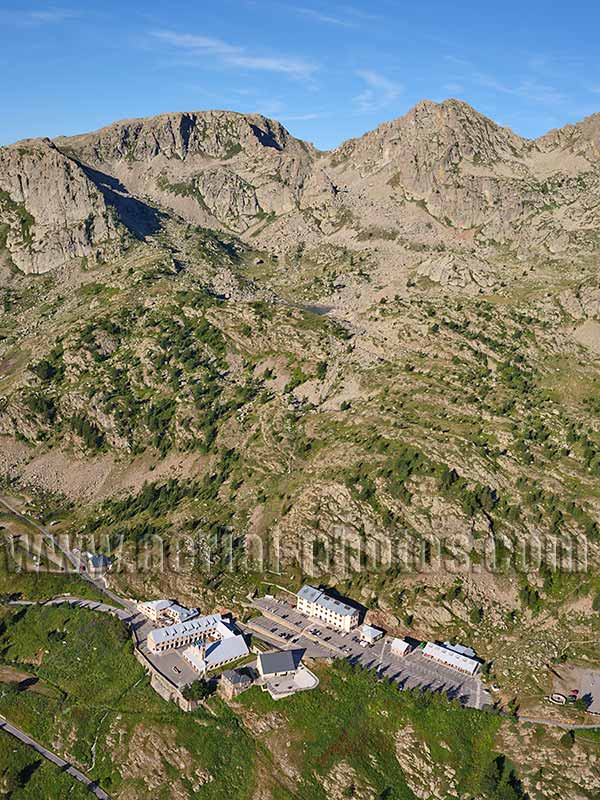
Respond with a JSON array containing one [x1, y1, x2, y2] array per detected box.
[[55, 109, 305, 162], [3, 100, 600, 277], [328, 99, 526, 181], [0, 138, 120, 274], [54, 110, 318, 234], [322, 99, 600, 261]]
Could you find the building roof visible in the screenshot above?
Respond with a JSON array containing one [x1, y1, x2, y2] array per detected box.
[[298, 585, 359, 618], [222, 669, 252, 686], [214, 619, 237, 639], [167, 603, 198, 622], [391, 638, 411, 654], [423, 642, 479, 674], [139, 599, 173, 613], [184, 635, 249, 672], [298, 585, 324, 603], [315, 592, 358, 617], [147, 613, 222, 647], [139, 599, 198, 622], [360, 623, 384, 641], [258, 649, 303, 675], [443, 641, 476, 658]]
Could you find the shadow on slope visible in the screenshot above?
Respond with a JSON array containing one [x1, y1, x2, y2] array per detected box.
[[79, 163, 165, 239]]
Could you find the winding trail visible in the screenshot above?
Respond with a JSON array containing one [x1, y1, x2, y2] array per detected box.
[[518, 715, 600, 730], [8, 595, 134, 621]]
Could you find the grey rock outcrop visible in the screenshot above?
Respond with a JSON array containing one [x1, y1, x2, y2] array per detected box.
[[3, 99, 600, 275], [0, 138, 120, 274], [55, 110, 316, 234]]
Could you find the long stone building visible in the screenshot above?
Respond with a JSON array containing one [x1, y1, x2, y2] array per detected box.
[[147, 614, 224, 653], [296, 585, 360, 632]]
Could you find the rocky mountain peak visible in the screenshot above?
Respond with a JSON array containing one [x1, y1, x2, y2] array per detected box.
[[55, 109, 310, 166], [50, 110, 317, 240], [3, 102, 600, 275], [328, 97, 525, 181], [534, 111, 600, 163]]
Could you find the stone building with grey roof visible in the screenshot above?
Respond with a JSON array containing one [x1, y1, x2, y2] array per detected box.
[[296, 585, 360, 632]]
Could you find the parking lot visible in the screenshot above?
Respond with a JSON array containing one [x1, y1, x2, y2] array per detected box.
[[552, 664, 600, 714], [250, 596, 491, 709], [243, 615, 334, 658], [127, 612, 201, 689]]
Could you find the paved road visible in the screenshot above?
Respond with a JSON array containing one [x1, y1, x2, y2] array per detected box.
[[0, 495, 132, 611], [0, 717, 112, 799], [8, 595, 134, 622]]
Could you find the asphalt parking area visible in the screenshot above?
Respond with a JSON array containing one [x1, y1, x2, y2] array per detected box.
[[245, 615, 332, 658], [250, 597, 492, 709]]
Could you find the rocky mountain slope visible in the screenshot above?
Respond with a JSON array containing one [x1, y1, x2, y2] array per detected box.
[[55, 109, 319, 238], [43, 100, 600, 280], [2, 100, 599, 294], [2, 101, 600, 710]]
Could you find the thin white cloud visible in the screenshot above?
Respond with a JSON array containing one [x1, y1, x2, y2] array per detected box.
[[475, 73, 566, 106], [527, 53, 586, 78], [442, 54, 569, 108], [443, 55, 471, 69], [444, 82, 464, 95], [341, 5, 383, 22], [152, 30, 317, 79], [255, 99, 286, 117], [290, 5, 355, 27], [0, 6, 79, 24], [280, 112, 329, 121], [354, 70, 403, 113], [29, 7, 78, 21]]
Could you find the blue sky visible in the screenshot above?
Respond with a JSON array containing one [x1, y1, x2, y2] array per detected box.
[[1, 0, 600, 149]]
